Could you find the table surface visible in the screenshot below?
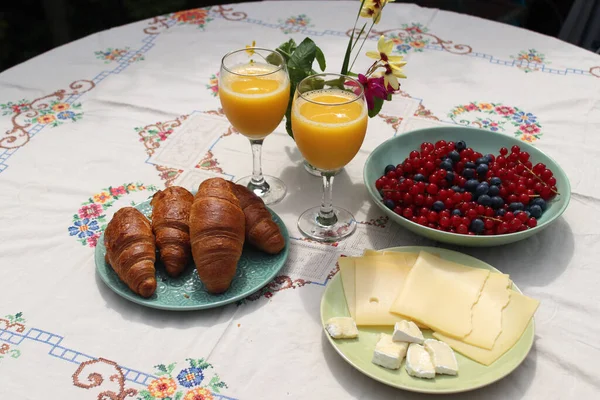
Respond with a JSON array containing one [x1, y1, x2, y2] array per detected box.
[[1, 1, 599, 399]]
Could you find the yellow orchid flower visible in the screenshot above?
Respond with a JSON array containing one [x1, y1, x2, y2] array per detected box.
[[373, 62, 406, 90], [245, 40, 256, 56], [366, 35, 407, 67], [360, 0, 395, 24]]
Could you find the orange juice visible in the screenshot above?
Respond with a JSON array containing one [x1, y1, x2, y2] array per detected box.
[[219, 62, 290, 139], [292, 89, 367, 171]]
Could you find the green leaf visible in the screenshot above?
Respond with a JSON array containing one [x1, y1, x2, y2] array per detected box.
[[315, 46, 326, 71], [187, 358, 198, 368], [174, 392, 183, 400], [155, 364, 168, 374], [368, 96, 385, 118], [288, 37, 318, 72], [166, 362, 177, 374]]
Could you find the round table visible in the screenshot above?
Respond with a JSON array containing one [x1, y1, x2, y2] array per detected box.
[[1, 1, 599, 398]]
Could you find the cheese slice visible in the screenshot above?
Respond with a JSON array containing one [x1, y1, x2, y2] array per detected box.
[[372, 333, 409, 370], [354, 258, 412, 326], [362, 250, 419, 267], [338, 257, 356, 318], [390, 251, 490, 339], [406, 343, 436, 379], [424, 339, 458, 375], [462, 273, 512, 349], [433, 291, 539, 366], [325, 317, 359, 339]]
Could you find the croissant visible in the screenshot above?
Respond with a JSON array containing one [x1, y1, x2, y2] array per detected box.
[[151, 186, 194, 277], [104, 207, 157, 298], [229, 182, 285, 254], [190, 178, 245, 294]]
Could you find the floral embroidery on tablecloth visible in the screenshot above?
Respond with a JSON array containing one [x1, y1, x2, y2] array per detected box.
[[359, 215, 389, 228], [169, 8, 213, 29], [510, 49, 549, 73], [206, 73, 219, 97], [279, 14, 313, 34], [387, 23, 430, 53], [138, 358, 227, 400], [73, 358, 138, 399], [1, 98, 83, 128], [95, 48, 145, 64], [0, 312, 26, 364], [67, 182, 159, 248], [448, 101, 543, 142]]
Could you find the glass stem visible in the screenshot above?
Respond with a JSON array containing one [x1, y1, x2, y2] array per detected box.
[[250, 139, 266, 187], [317, 172, 338, 226]]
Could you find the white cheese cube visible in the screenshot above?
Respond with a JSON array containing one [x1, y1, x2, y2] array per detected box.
[[372, 333, 409, 370], [424, 339, 459, 375], [392, 320, 425, 344], [325, 317, 359, 339], [406, 343, 436, 379]]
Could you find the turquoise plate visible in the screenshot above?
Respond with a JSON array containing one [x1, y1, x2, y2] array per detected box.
[[363, 126, 571, 246], [95, 198, 289, 310]]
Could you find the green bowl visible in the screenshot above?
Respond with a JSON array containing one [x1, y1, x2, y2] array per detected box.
[[363, 126, 571, 247]]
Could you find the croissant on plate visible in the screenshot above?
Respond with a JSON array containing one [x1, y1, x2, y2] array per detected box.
[[190, 178, 245, 294], [104, 207, 157, 298], [151, 186, 194, 277], [228, 182, 285, 254]]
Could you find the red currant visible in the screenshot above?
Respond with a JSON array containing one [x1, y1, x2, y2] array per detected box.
[[527, 217, 537, 228], [457, 224, 468, 234], [499, 147, 508, 156], [440, 216, 451, 228]]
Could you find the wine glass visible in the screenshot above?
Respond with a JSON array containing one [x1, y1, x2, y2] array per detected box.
[[219, 47, 290, 205], [291, 73, 368, 241]]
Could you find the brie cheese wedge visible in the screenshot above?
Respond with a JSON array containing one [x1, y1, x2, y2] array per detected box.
[[392, 320, 425, 344], [406, 343, 436, 379], [372, 333, 408, 370], [424, 339, 459, 375], [325, 317, 359, 339]]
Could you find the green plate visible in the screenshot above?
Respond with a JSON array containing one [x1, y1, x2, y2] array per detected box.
[[363, 126, 571, 246], [320, 246, 535, 394], [95, 198, 289, 310]]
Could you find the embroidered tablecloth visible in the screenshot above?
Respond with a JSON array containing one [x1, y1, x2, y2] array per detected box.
[[1, 1, 599, 399]]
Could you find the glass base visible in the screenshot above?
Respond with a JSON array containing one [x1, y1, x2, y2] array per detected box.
[[235, 175, 287, 205], [297, 206, 357, 242]]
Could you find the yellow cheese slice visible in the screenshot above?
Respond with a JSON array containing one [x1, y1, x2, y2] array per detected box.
[[338, 257, 356, 318], [362, 250, 419, 267], [433, 291, 539, 365], [354, 258, 413, 326], [462, 273, 512, 349], [390, 251, 490, 339]]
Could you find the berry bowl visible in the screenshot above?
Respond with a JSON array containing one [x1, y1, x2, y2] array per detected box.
[[363, 126, 571, 247]]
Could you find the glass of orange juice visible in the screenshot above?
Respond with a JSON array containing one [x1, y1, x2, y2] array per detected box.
[[291, 73, 368, 241], [219, 47, 290, 205]]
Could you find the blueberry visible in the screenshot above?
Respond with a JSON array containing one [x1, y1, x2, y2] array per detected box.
[[486, 154, 495, 162], [475, 183, 489, 197], [384, 164, 396, 174], [432, 201, 445, 212], [446, 171, 455, 182], [449, 150, 460, 163], [491, 196, 504, 210], [529, 204, 542, 218], [476, 163, 489, 176], [490, 177, 502, 186], [440, 160, 453, 171], [470, 218, 485, 234], [464, 161, 476, 169], [413, 173, 425, 182], [477, 194, 492, 206], [476, 157, 489, 165], [508, 202, 525, 211], [465, 179, 480, 192], [384, 199, 396, 209], [496, 209, 507, 217], [451, 185, 464, 193], [488, 185, 500, 197], [452, 209, 462, 216], [530, 198, 547, 211], [463, 168, 476, 179], [456, 140, 466, 151]]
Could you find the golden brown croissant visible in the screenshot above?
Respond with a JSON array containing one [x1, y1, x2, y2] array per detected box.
[[151, 186, 194, 277], [190, 178, 245, 294], [104, 207, 157, 298], [229, 182, 285, 254]]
